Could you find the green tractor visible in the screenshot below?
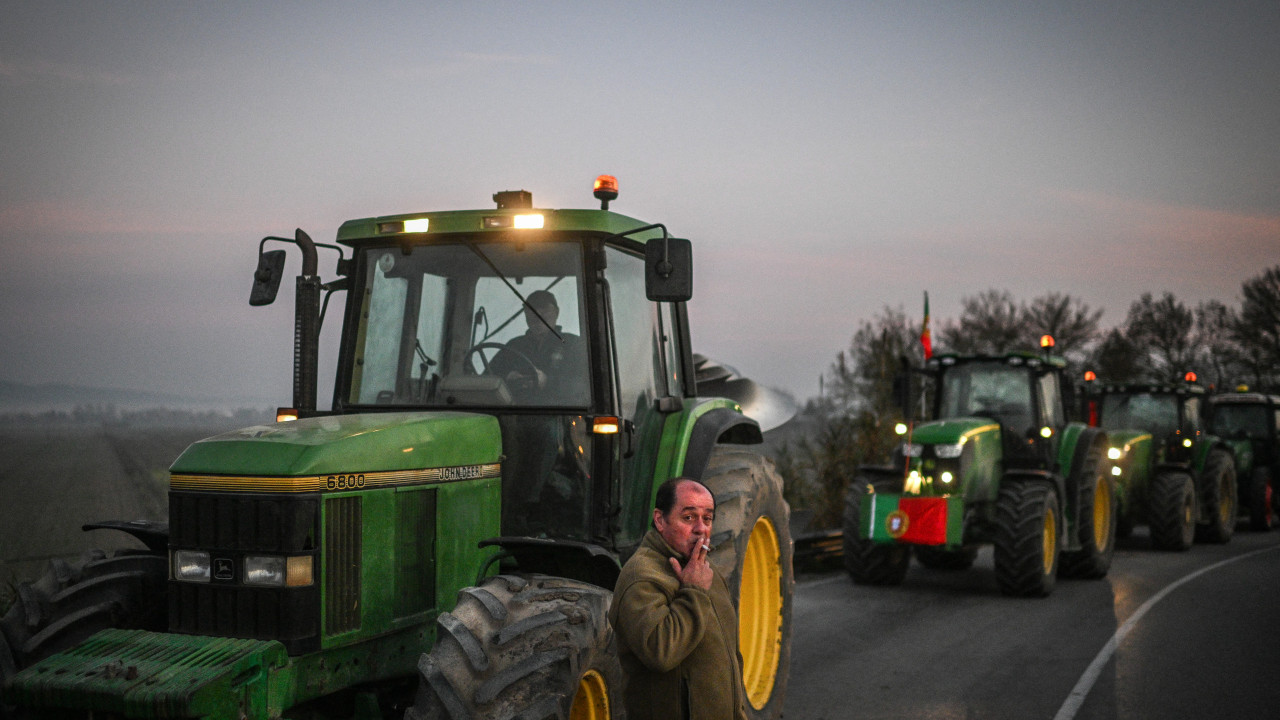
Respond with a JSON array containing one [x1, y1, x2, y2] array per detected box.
[[1, 179, 794, 719], [1081, 375, 1237, 549], [842, 341, 1116, 597], [1206, 388, 1280, 531]]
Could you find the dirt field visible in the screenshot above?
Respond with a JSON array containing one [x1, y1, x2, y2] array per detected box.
[[0, 421, 248, 598]]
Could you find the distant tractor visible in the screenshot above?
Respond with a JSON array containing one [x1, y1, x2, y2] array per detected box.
[[1082, 373, 1236, 549], [2, 179, 794, 720], [1206, 388, 1280, 531], [843, 338, 1117, 597]]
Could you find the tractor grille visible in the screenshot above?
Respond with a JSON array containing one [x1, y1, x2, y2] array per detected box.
[[325, 495, 362, 634], [168, 492, 320, 654]]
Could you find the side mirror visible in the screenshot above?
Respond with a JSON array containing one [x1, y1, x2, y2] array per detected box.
[[645, 237, 692, 302], [250, 249, 287, 306]]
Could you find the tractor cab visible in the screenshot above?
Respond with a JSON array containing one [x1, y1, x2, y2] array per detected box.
[[927, 350, 1068, 471]]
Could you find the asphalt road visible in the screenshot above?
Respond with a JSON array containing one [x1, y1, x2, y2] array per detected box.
[[783, 526, 1280, 720]]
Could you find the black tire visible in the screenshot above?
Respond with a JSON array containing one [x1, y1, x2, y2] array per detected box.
[[1247, 466, 1275, 531], [1148, 472, 1197, 551], [1060, 445, 1116, 579], [701, 446, 793, 720], [914, 546, 978, 571], [405, 574, 622, 720], [842, 474, 910, 586], [993, 481, 1059, 597], [0, 550, 167, 718], [1196, 450, 1237, 544]]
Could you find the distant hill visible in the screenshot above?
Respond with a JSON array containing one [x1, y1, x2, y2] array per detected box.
[[0, 380, 269, 414]]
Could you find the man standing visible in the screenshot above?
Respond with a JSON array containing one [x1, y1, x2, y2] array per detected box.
[[609, 478, 748, 720]]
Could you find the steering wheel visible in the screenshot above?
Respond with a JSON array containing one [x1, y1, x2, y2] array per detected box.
[[464, 342, 539, 384]]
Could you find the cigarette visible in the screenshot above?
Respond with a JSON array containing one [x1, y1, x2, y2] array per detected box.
[[701, 544, 711, 552]]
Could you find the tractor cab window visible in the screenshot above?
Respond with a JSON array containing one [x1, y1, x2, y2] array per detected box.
[[938, 361, 1033, 436], [1210, 403, 1271, 440], [348, 240, 589, 409], [1036, 372, 1064, 429], [1099, 393, 1179, 437]]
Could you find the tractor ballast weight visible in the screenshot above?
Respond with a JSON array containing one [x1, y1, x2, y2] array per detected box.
[[3, 180, 793, 720], [843, 348, 1117, 597]]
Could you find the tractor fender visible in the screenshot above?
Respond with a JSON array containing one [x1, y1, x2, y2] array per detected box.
[[682, 406, 763, 482], [81, 519, 170, 555], [1064, 427, 1108, 505], [476, 536, 622, 590], [855, 464, 906, 486]]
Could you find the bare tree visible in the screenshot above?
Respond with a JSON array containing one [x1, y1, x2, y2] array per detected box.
[[1088, 327, 1143, 383], [1020, 292, 1103, 365], [1235, 266, 1280, 391], [1124, 292, 1195, 382], [939, 289, 1023, 354], [1193, 300, 1244, 390]]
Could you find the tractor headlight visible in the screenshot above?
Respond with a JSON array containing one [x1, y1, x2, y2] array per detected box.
[[244, 555, 314, 587], [173, 550, 211, 582], [1107, 447, 1123, 460], [934, 443, 964, 459], [902, 443, 923, 457]]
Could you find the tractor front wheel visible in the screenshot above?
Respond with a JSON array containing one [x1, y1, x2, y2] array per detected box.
[[405, 574, 622, 720], [1247, 467, 1275, 531], [1196, 450, 1237, 544], [993, 481, 1059, 597], [1060, 446, 1116, 579], [842, 475, 910, 586], [1148, 472, 1196, 551], [701, 445, 793, 720], [0, 549, 167, 717]]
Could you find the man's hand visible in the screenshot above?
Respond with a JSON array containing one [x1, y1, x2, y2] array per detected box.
[[670, 539, 713, 590]]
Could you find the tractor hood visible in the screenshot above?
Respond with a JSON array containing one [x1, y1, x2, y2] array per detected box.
[[1105, 429, 1153, 450], [169, 411, 502, 477], [911, 417, 1001, 446]]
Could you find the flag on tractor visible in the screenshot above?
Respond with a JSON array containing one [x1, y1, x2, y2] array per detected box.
[[921, 291, 933, 359]]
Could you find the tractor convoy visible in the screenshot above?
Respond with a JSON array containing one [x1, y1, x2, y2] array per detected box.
[[1081, 376, 1237, 549], [1, 179, 794, 719], [842, 340, 1116, 597], [2, 177, 1274, 719]]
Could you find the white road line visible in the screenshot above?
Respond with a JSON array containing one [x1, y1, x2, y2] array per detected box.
[[1053, 544, 1280, 720]]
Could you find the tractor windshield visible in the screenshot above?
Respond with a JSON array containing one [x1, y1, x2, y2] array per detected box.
[[1099, 393, 1178, 437], [346, 239, 590, 409], [937, 361, 1034, 435], [1210, 403, 1271, 440]]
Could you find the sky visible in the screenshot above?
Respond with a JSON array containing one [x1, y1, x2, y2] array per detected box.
[[2, 1, 1278, 407]]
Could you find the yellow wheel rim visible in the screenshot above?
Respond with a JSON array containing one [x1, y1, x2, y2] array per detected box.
[[569, 669, 609, 720], [739, 516, 783, 710], [1042, 503, 1057, 576], [1092, 478, 1112, 550]]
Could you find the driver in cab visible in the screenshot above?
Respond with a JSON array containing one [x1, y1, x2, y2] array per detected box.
[[489, 289, 587, 403]]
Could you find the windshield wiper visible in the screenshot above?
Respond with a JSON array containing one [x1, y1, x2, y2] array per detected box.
[[463, 240, 562, 341]]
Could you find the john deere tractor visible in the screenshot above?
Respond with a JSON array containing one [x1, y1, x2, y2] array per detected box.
[[1, 179, 794, 720], [1081, 376, 1237, 549], [1206, 388, 1280, 531], [843, 342, 1116, 597]]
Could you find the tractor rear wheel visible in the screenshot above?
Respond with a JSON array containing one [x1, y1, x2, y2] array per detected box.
[[842, 475, 910, 586], [0, 549, 167, 717], [1196, 450, 1237, 543], [1060, 446, 1116, 579], [1148, 471, 1196, 551], [701, 445, 793, 720], [405, 574, 621, 720], [993, 481, 1059, 597], [1247, 467, 1275, 531], [914, 546, 978, 571]]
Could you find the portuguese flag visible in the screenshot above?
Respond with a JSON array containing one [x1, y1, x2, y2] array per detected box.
[[863, 494, 963, 546]]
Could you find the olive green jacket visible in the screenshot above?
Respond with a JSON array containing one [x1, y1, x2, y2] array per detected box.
[[609, 529, 747, 720]]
